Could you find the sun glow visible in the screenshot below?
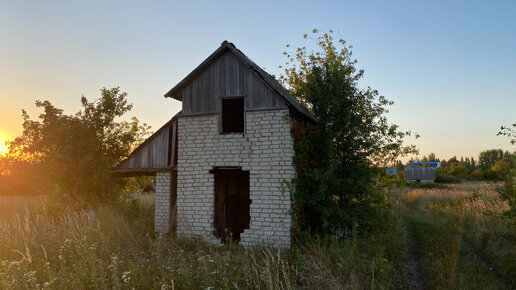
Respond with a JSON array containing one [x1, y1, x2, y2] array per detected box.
[[0, 135, 9, 155]]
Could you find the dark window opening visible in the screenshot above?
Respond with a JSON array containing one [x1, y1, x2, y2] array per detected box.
[[221, 98, 244, 134], [212, 168, 251, 243]]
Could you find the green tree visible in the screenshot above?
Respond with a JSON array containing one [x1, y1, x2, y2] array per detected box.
[[281, 30, 418, 233], [7, 87, 150, 203], [478, 149, 509, 170], [497, 124, 516, 221]]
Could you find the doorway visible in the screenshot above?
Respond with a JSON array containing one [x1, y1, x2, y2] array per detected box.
[[212, 168, 250, 243]]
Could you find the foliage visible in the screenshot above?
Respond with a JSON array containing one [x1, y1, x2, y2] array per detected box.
[[478, 149, 511, 170], [281, 30, 417, 233], [0, 194, 408, 289], [498, 154, 516, 222], [376, 170, 407, 189], [417, 150, 516, 183], [435, 168, 462, 183], [4, 87, 150, 203], [122, 176, 156, 193], [498, 123, 516, 146], [406, 182, 448, 189], [496, 123, 516, 223]]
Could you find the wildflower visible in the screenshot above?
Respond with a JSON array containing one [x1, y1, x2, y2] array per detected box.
[[9, 261, 21, 269], [24, 270, 36, 282], [24, 270, 36, 277], [43, 278, 57, 289], [122, 271, 131, 283], [58, 255, 64, 261]]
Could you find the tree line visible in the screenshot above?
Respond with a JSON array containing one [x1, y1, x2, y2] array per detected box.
[[407, 149, 515, 182]]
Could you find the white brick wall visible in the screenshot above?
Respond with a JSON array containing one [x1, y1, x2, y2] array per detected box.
[[155, 171, 171, 233], [175, 109, 295, 248]]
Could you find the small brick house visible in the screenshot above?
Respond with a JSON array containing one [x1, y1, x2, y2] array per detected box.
[[113, 41, 315, 248]]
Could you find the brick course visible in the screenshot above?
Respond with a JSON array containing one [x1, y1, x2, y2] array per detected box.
[[155, 171, 171, 233], [155, 109, 295, 248]]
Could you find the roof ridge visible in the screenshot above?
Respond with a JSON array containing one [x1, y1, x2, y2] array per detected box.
[[164, 41, 316, 122]]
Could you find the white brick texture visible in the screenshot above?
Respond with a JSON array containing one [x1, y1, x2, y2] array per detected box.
[[175, 109, 295, 248], [155, 171, 171, 233]]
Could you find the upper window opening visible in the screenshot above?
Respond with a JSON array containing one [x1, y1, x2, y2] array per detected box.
[[221, 98, 244, 134]]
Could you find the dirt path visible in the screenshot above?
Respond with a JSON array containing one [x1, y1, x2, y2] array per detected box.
[[405, 231, 430, 290]]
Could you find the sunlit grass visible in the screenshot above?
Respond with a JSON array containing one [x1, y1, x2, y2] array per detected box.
[[0, 193, 407, 289]]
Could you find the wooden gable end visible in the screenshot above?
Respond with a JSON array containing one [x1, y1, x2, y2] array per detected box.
[[179, 50, 287, 115], [112, 113, 179, 177]]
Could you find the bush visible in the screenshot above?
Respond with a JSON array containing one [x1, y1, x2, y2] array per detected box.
[[406, 182, 448, 189], [435, 168, 461, 183], [5, 87, 151, 203]]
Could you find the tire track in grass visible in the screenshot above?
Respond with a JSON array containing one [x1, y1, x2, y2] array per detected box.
[[405, 229, 430, 290]]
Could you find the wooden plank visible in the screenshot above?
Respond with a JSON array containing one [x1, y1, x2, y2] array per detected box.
[[252, 73, 261, 108], [210, 61, 218, 113], [173, 49, 293, 115], [246, 65, 253, 109], [172, 120, 177, 166], [225, 52, 230, 96]]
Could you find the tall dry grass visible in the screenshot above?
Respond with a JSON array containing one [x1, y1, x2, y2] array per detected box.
[[397, 182, 515, 288], [0, 193, 407, 289]]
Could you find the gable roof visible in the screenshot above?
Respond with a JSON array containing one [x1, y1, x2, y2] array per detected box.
[[164, 41, 316, 123]]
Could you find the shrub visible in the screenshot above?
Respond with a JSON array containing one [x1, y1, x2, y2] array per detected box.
[[435, 168, 461, 183]]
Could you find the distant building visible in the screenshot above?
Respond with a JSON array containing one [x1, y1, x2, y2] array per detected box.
[[407, 161, 440, 168], [385, 168, 397, 176], [405, 166, 436, 183]]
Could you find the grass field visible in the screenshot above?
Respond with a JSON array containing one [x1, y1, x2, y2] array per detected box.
[[0, 182, 513, 289], [396, 182, 515, 289], [0, 194, 406, 289]]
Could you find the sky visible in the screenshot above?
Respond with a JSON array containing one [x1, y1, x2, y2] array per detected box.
[[0, 0, 514, 160]]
